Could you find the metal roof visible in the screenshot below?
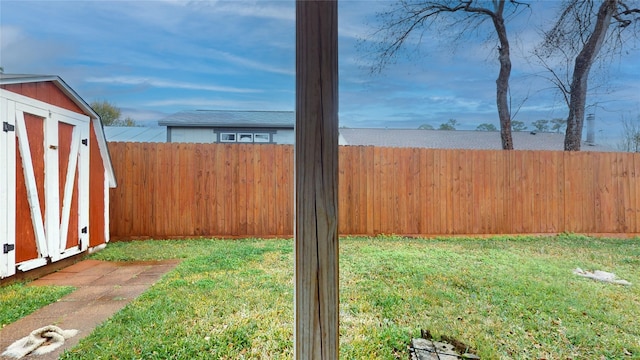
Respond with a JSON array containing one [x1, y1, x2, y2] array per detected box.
[[104, 126, 167, 142], [338, 128, 616, 152], [0, 73, 58, 82], [158, 110, 294, 128], [104, 124, 617, 152]]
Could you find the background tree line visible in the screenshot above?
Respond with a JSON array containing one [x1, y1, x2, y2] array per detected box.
[[90, 100, 136, 127], [418, 115, 640, 151], [418, 118, 568, 132]]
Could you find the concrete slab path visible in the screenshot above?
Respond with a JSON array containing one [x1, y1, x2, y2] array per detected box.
[[0, 259, 180, 359]]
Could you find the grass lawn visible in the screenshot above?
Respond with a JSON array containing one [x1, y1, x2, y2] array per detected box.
[[47, 234, 640, 359], [0, 282, 75, 328]]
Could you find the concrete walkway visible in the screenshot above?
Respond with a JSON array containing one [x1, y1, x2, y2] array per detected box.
[[0, 259, 179, 359]]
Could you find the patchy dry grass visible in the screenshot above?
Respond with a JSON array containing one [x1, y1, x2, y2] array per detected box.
[[56, 235, 639, 359]]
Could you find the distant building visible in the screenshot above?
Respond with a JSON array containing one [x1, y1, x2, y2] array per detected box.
[[158, 110, 294, 144], [339, 128, 615, 152], [107, 110, 615, 152]]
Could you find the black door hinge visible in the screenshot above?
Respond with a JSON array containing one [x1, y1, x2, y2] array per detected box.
[[3, 244, 15, 254], [81, 226, 88, 234], [81, 138, 88, 146], [3, 122, 15, 132]]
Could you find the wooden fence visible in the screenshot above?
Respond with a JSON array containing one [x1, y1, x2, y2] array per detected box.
[[107, 142, 640, 240]]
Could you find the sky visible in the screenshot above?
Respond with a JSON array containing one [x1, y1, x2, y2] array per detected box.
[[1, 0, 639, 148]]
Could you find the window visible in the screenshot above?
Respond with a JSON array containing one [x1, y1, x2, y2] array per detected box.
[[217, 131, 273, 143], [220, 133, 236, 142], [254, 133, 270, 143]]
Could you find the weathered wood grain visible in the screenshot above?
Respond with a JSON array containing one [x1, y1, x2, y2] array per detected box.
[[294, 1, 339, 359]]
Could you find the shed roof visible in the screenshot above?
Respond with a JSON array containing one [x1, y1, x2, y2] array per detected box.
[[338, 128, 616, 152], [0, 73, 117, 186], [158, 110, 295, 128]]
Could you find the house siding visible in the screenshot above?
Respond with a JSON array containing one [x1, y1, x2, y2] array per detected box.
[[167, 127, 295, 144], [272, 129, 294, 144], [168, 127, 215, 143]]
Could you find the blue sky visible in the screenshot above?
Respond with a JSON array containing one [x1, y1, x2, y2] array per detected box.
[[1, 0, 638, 147]]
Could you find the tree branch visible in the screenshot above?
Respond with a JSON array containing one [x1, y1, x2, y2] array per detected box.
[[614, 2, 640, 27]]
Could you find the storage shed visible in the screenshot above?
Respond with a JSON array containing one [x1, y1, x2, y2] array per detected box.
[[0, 74, 117, 279]]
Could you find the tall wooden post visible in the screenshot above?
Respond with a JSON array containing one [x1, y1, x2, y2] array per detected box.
[[294, 0, 339, 359]]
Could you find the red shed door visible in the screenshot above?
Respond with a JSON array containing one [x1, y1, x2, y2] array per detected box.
[[1, 89, 90, 277]]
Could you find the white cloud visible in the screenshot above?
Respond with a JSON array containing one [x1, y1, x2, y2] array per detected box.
[[426, 96, 484, 110], [207, 50, 294, 76], [200, 1, 295, 21], [161, 0, 295, 21], [143, 97, 292, 111], [0, 25, 22, 49], [85, 76, 262, 93], [1, 0, 636, 141], [0, 25, 69, 73], [120, 108, 169, 123]]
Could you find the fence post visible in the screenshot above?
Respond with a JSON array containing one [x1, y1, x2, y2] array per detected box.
[[294, 0, 339, 359]]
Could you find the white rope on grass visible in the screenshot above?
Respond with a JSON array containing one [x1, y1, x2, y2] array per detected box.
[[2, 325, 79, 359], [573, 268, 632, 286]]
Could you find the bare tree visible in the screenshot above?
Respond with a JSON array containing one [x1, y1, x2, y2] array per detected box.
[[619, 114, 640, 152], [364, 0, 530, 150], [535, 0, 640, 151]]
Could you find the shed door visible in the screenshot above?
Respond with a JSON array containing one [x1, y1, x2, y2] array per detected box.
[[1, 95, 17, 278], [0, 89, 90, 277]]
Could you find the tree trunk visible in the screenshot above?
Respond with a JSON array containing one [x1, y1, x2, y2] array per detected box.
[[564, 0, 616, 151], [492, 2, 513, 150], [294, 1, 339, 359]]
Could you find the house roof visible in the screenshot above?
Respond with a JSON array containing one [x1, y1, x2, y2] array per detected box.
[[158, 110, 295, 128], [0, 73, 117, 186], [338, 128, 616, 152], [104, 126, 167, 142]]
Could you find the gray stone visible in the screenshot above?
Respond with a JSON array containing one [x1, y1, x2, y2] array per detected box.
[[410, 338, 473, 360]]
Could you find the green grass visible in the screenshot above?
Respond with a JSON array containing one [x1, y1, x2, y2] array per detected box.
[[55, 235, 640, 359], [0, 282, 75, 327]]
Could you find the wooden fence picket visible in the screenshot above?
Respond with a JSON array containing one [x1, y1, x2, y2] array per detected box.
[[107, 142, 640, 240]]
